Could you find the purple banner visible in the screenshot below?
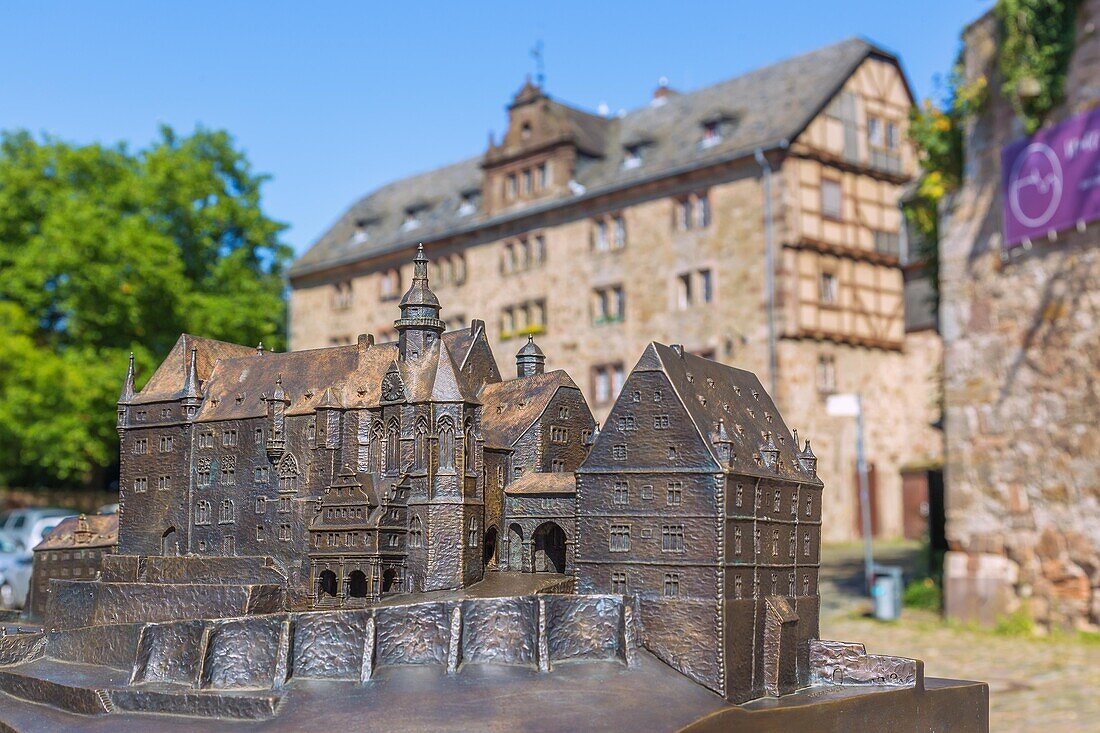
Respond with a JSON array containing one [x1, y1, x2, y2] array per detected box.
[[1002, 107, 1100, 247]]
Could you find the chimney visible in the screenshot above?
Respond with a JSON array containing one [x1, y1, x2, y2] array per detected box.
[[357, 333, 374, 365], [651, 77, 679, 107]]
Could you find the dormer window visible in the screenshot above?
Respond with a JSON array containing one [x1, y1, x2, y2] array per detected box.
[[351, 219, 372, 245], [623, 144, 644, 170], [701, 121, 721, 148], [401, 206, 425, 232], [521, 121, 532, 141], [458, 191, 479, 217]]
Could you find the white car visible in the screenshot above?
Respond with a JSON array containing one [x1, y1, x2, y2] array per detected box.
[[0, 536, 32, 609], [0, 508, 72, 552]]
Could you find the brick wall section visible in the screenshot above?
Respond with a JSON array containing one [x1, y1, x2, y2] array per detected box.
[[940, 3, 1100, 629]]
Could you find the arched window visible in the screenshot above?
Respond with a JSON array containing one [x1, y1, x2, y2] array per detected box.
[[219, 499, 235, 524], [462, 418, 474, 473], [409, 515, 423, 548], [386, 418, 400, 474], [278, 454, 299, 493], [437, 416, 455, 469], [414, 417, 428, 469], [369, 422, 384, 472]]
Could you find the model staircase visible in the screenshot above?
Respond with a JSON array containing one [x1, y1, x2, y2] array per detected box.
[[95, 689, 115, 714]]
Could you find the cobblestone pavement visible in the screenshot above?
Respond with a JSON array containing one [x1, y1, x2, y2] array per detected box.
[[820, 542, 1100, 733]]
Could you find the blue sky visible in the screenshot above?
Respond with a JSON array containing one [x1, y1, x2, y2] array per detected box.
[[1, 1, 988, 256]]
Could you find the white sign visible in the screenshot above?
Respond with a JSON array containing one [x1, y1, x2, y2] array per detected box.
[[826, 393, 861, 417]]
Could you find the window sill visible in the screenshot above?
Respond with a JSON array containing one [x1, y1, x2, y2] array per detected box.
[[502, 324, 546, 340]]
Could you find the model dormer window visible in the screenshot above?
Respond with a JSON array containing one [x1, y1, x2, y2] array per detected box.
[[521, 121, 532, 141]]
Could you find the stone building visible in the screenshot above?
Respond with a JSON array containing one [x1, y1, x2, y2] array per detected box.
[[940, 2, 1100, 629], [28, 513, 117, 619], [577, 342, 822, 702], [116, 247, 594, 609], [288, 38, 942, 542]]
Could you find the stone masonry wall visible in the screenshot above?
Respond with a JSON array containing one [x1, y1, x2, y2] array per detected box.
[[289, 56, 942, 542], [940, 3, 1100, 629]]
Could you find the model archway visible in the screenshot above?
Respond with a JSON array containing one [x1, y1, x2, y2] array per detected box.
[[532, 521, 566, 574], [318, 570, 338, 598], [348, 570, 368, 598], [161, 527, 178, 556], [508, 524, 523, 571], [483, 526, 498, 567]]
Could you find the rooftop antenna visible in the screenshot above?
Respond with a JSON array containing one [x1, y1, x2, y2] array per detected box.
[[530, 39, 545, 88]]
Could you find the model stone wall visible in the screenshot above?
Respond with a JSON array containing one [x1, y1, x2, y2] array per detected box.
[[118, 407, 193, 556], [940, 3, 1100, 629], [538, 387, 595, 472]]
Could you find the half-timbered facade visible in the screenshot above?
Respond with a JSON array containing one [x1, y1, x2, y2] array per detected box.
[[289, 38, 942, 542]]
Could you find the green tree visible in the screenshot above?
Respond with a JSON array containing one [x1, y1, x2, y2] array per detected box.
[[0, 126, 291, 488]]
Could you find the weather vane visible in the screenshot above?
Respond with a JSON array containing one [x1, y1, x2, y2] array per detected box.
[[530, 39, 545, 88]]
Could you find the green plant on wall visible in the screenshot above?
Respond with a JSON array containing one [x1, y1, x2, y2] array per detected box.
[[905, 58, 987, 305], [996, 0, 1082, 133], [904, 0, 1080, 299]]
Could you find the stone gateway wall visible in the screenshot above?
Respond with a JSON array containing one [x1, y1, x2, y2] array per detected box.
[[940, 2, 1100, 629]]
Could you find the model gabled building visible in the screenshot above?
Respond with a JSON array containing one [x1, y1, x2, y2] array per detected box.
[[7, 241, 986, 729], [576, 342, 823, 702], [116, 246, 595, 608]]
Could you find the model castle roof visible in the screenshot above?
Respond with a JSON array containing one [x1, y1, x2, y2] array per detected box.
[[629, 342, 822, 483]]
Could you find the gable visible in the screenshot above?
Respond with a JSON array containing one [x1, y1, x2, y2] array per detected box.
[[581, 368, 719, 473]]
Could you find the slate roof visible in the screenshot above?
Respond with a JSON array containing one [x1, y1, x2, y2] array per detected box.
[[479, 370, 579, 450], [291, 38, 893, 279], [635, 343, 822, 484], [35, 513, 117, 551], [131, 334, 255, 405], [164, 326, 488, 422], [504, 472, 577, 496]]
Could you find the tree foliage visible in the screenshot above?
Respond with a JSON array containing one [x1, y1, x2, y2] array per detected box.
[[0, 127, 291, 488]]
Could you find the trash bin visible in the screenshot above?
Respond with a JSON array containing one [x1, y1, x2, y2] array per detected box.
[[871, 564, 903, 621]]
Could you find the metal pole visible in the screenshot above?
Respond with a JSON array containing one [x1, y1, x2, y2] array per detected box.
[[754, 148, 778, 399], [856, 394, 874, 593]]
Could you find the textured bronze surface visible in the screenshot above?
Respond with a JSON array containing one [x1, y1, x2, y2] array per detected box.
[[4, 246, 987, 731]]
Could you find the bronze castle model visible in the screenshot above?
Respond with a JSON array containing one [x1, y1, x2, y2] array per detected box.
[[0, 247, 987, 731]]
